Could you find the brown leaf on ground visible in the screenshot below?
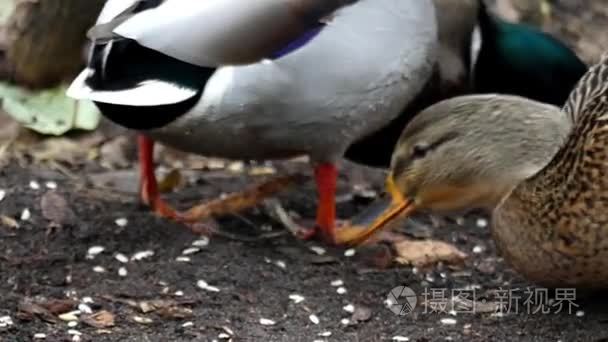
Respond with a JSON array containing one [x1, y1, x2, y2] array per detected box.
[[40, 298, 78, 315], [158, 169, 182, 193], [40, 191, 75, 226], [81, 310, 115, 328], [1, 214, 19, 229], [393, 239, 467, 268]]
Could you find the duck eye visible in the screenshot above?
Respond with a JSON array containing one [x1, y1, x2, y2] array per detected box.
[[412, 144, 429, 159]]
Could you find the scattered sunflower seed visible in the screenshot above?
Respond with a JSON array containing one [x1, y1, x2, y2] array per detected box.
[[472, 246, 484, 254], [72, 336, 81, 342], [174, 291, 184, 297], [275, 260, 287, 269], [197, 280, 220, 292], [440, 318, 457, 325], [319, 331, 332, 337], [343, 304, 355, 313], [114, 253, 129, 263], [33, 333, 47, 339], [182, 247, 201, 256], [222, 326, 234, 336], [81, 297, 94, 304], [182, 321, 194, 328], [175, 256, 191, 263], [67, 321, 78, 328], [87, 246, 105, 258], [115, 218, 128, 227], [132, 316, 153, 324], [192, 237, 210, 247], [340, 318, 350, 325], [93, 266, 106, 273], [309, 314, 320, 325], [475, 218, 488, 228], [259, 318, 276, 326], [0, 316, 13, 327], [29, 181, 41, 190], [288, 294, 305, 304], [118, 267, 128, 277], [0, 189, 6, 202], [218, 333, 231, 339], [131, 250, 155, 261], [20, 208, 31, 221], [336, 287, 347, 295], [576, 310, 585, 317], [58, 312, 79, 322], [45, 181, 58, 189], [78, 304, 93, 315], [449, 310, 457, 316], [330, 279, 344, 287], [392, 337, 410, 342], [344, 248, 356, 257], [309, 246, 326, 255]]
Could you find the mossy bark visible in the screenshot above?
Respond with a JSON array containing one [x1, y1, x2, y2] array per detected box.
[[1, 0, 105, 88]]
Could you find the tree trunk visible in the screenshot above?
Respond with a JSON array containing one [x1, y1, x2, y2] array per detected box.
[[1, 0, 105, 88]]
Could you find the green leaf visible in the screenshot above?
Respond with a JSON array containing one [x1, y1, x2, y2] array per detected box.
[[0, 82, 101, 136]]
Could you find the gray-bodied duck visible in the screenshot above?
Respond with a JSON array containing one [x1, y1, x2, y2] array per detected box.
[[340, 53, 608, 288], [67, 0, 438, 243]]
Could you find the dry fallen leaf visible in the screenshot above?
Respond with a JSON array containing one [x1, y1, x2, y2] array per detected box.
[[158, 169, 182, 193], [393, 239, 467, 268], [1, 215, 19, 229], [82, 310, 115, 328]]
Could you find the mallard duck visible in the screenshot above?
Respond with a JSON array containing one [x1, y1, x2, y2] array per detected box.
[[340, 53, 608, 288], [344, 0, 587, 168], [67, 0, 439, 243]]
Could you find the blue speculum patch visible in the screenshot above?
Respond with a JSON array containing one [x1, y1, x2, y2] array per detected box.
[[270, 24, 325, 59]]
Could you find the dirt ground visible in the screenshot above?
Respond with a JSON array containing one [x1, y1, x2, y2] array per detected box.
[[1, 1, 608, 342]]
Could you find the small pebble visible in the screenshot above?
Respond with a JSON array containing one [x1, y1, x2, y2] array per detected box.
[[344, 248, 356, 257], [259, 318, 276, 326], [476, 218, 488, 228], [20, 208, 31, 221], [33, 333, 47, 339], [181, 321, 194, 328], [115, 218, 128, 227], [343, 304, 355, 313], [115, 253, 129, 263], [576, 310, 585, 317], [92, 266, 106, 273], [440, 318, 457, 325], [182, 247, 201, 255], [309, 246, 326, 255], [392, 337, 410, 342], [29, 181, 41, 190], [472, 245, 484, 254], [192, 237, 210, 247], [131, 250, 155, 261], [336, 287, 347, 295], [309, 314, 320, 325], [340, 318, 350, 325], [118, 267, 128, 277], [176, 256, 191, 263], [197, 280, 220, 292], [288, 294, 305, 304], [45, 181, 58, 189], [330, 279, 344, 287]]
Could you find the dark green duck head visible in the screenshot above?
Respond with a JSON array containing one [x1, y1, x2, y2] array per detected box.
[[473, 1, 588, 106]]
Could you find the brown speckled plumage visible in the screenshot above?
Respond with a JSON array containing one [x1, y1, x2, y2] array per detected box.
[[354, 52, 608, 288], [493, 53, 608, 288]]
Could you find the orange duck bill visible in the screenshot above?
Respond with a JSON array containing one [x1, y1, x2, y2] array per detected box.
[[336, 176, 416, 246]]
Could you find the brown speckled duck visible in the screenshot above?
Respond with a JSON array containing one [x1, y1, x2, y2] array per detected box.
[[340, 53, 608, 288]]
